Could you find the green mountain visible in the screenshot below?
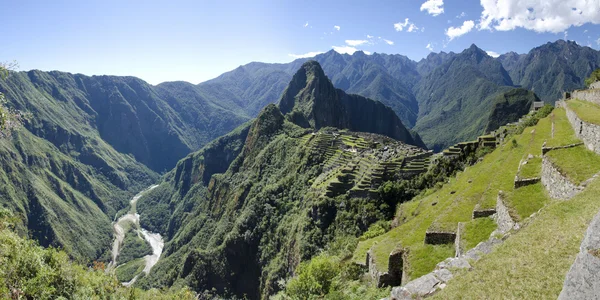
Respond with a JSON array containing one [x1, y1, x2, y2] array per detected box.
[[500, 40, 600, 102], [0, 70, 250, 261], [134, 61, 428, 298], [412, 45, 535, 150], [279, 61, 424, 147]]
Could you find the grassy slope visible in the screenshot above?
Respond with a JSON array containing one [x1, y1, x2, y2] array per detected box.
[[352, 109, 582, 280], [434, 179, 600, 299], [546, 145, 600, 185], [568, 98, 600, 125], [433, 106, 600, 298]]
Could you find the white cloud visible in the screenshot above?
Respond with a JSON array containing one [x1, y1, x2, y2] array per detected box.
[[479, 0, 600, 33], [332, 46, 370, 55], [486, 51, 500, 58], [584, 29, 589, 33], [420, 0, 444, 16], [407, 23, 419, 32], [334, 25, 341, 31], [426, 43, 434, 51], [304, 22, 309, 28], [367, 34, 374, 38], [564, 30, 569, 40], [446, 20, 475, 40], [332, 45, 359, 54], [383, 39, 394, 45], [457, 12, 466, 19], [288, 51, 325, 59], [394, 18, 419, 32], [345, 39, 368, 46]]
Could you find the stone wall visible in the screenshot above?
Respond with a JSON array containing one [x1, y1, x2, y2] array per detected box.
[[493, 192, 516, 235], [514, 177, 540, 188], [472, 208, 496, 218], [571, 89, 600, 106], [565, 106, 600, 154], [559, 208, 600, 299], [424, 231, 457, 245], [590, 81, 600, 89], [367, 246, 405, 287], [541, 156, 583, 200]]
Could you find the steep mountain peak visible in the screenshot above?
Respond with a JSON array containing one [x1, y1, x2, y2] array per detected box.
[[278, 60, 346, 128], [277, 61, 424, 147], [462, 44, 490, 61]]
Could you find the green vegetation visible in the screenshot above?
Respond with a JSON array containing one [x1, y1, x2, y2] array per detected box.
[[118, 230, 153, 266], [354, 106, 555, 281], [516, 103, 554, 133], [285, 255, 339, 298], [413, 45, 535, 150], [434, 178, 600, 299], [461, 218, 497, 251], [504, 40, 600, 101], [358, 221, 390, 241], [585, 68, 600, 87], [0, 63, 26, 137], [504, 183, 549, 222], [546, 108, 580, 147], [519, 156, 541, 179], [0, 208, 194, 299], [116, 258, 146, 282], [546, 145, 600, 185], [567, 99, 600, 125]]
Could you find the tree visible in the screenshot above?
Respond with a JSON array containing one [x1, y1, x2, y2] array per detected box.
[[0, 62, 27, 137], [585, 68, 600, 87]]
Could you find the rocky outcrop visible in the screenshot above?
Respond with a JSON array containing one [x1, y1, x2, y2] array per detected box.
[[559, 209, 600, 299], [541, 156, 584, 200], [591, 81, 600, 89], [565, 103, 600, 154]]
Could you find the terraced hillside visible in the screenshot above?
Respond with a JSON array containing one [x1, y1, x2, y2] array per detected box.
[[337, 86, 600, 299], [302, 130, 430, 199]]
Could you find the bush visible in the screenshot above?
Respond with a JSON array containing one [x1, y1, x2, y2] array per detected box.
[[585, 68, 600, 87], [286, 255, 340, 299], [359, 220, 390, 241]]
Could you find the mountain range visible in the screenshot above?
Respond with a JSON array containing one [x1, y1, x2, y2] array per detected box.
[[0, 39, 600, 299]]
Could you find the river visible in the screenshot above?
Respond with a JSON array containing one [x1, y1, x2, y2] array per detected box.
[[107, 185, 162, 286]]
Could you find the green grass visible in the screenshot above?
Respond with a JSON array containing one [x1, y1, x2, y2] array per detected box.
[[115, 258, 146, 282], [546, 145, 600, 185], [353, 111, 554, 280], [461, 218, 497, 251], [546, 108, 580, 147], [519, 156, 541, 179], [433, 178, 600, 299], [406, 244, 455, 279], [504, 183, 549, 222], [568, 99, 600, 125]]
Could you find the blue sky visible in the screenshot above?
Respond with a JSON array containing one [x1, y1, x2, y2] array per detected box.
[[1, 0, 600, 84]]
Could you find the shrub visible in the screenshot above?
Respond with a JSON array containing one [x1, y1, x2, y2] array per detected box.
[[286, 255, 340, 299], [585, 68, 600, 87]]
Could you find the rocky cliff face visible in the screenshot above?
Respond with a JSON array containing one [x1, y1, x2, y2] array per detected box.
[[279, 61, 425, 148]]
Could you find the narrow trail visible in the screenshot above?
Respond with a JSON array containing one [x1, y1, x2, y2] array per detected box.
[[107, 185, 162, 286]]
